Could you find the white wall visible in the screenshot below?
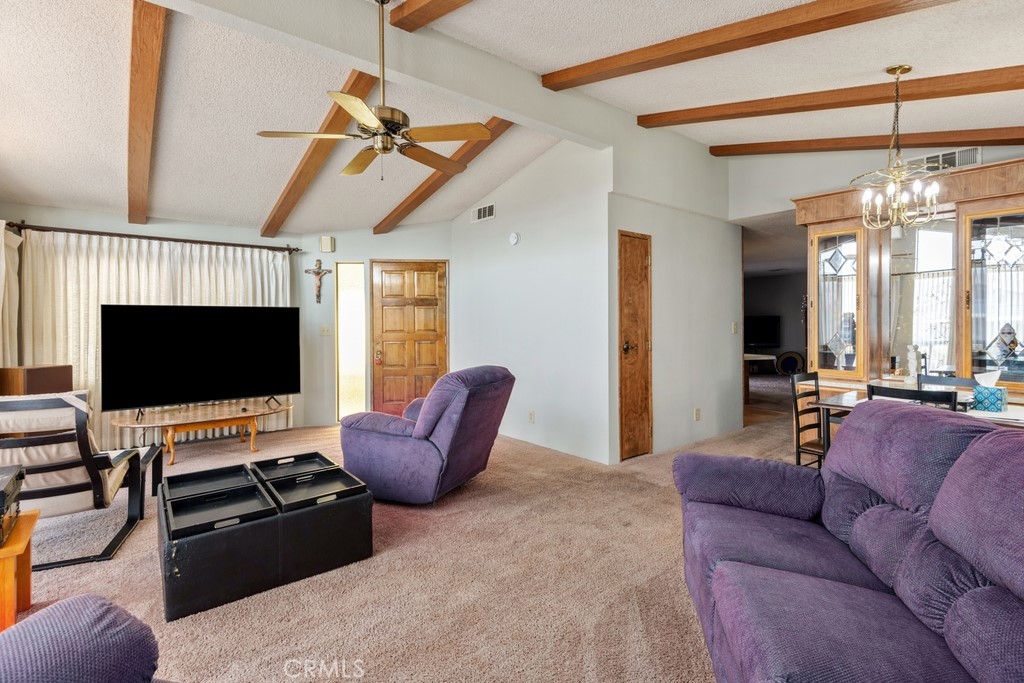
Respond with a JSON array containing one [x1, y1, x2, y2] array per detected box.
[[450, 141, 614, 463], [729, 146, 1024, 221], [0, 202, 455, 429], [608, 194, 743, 457], [292, 223, 451, 428]]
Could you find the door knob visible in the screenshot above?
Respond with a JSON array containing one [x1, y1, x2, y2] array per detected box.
[[623, 341, 637, 354]]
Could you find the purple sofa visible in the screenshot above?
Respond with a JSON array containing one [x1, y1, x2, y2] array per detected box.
[[0, 594, 159, 682], [673, 400, 1024, 682], [340, 365, 515, 504]]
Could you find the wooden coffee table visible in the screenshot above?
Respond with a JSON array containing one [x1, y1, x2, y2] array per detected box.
[[113, 401, 291, 465], [0, 509, 40, 631]]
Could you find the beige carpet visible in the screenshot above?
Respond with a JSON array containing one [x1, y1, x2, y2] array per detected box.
[[28, 417, 792, 683]]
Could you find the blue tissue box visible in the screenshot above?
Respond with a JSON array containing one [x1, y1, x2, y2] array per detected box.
[[973, 385, 1008, 412]]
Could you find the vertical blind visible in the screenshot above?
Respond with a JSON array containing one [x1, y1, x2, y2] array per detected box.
[[20, 229, 292, 449]]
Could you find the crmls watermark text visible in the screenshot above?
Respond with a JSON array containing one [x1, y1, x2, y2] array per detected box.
[[283, 659, 366, 679]]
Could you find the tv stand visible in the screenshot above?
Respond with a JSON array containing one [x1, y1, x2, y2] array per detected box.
[[113, 400, 291, 466]]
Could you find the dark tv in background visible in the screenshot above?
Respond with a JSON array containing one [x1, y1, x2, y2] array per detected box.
[[101, 305, 300, 411], [744, 315, 781, 349]]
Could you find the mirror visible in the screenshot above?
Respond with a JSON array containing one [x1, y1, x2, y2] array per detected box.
[[968, 210, 1024, 384], [888, 218, 956, 377]]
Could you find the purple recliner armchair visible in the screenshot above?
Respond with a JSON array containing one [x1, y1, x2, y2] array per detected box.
[[340, 365, 515, 505], [674, 400, 1024, 682]]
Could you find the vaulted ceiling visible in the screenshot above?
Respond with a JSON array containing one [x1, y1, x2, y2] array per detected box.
[[2, 0, 1023, 238]]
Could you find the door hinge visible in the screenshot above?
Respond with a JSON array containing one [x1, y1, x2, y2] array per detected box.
[[647, 256, 651, 267], [646, 339, 651, 352], [856, 294, 861, 310], [965, 291, 971, 310]]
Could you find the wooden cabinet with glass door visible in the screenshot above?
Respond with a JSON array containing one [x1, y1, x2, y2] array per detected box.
[[807, 223, 870, 382], [958, 197, 1024, 392]]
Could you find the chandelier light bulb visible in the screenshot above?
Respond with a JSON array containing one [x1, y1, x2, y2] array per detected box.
[[886, 182, 896, 197], [912, 179, 922, 194], [863, 189, 874, 205]]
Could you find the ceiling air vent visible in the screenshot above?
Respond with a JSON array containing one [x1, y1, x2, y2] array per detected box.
[[471, 204, 495, 223], [907, 147, 981, 171]]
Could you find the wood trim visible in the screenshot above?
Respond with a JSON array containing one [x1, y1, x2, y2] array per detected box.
[[542, 0, 954, 91], [793, 158, 1024, 226], [260, 70, 379, 237], [639, 65, 1024, 128], [390, 0, 474, 32], [957, 196, 1024, 391], [710, 127, 1024, 157], [806, 222, 870, 383], [372, 117, 513, 235], [127, 0, 168, 225]]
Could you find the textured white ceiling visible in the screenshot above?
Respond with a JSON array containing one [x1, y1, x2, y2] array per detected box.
[[429, 0, 811, 74], [0, 0, 131, 213], [579, 0, 1024, 117], [4, 0, 1023, 237]]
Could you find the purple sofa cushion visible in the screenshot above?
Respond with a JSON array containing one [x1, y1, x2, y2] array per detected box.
[[712, 562, 974, 683], [823, 401, 995, 519], [894, 529, 992, 634], [820, 472, 885, 543], [930, 429, 1024, 601], [411, 365, 511, 441], [849, 504, 929, 587], [340, 412, 416, 438], [685, 503, 887, 593], [0, 594, 158, 683], [945, 585, 1024, 682], [673, 453, 824, 520]]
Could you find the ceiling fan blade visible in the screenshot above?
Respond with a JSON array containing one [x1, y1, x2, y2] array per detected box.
[[341, 147, 378, 176], [328, 91, 383, 131], [402, 123, 491, 143], [399, 144, 466, 175], [257, 131, 363, 140]]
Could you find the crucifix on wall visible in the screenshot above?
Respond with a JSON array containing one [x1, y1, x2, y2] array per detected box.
[[305, 259, 332, 304]]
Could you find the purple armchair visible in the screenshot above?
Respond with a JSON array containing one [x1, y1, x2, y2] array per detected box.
[[340, 366, 515, 504]]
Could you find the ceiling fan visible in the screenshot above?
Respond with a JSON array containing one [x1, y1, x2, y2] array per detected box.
[[257, 0, 490, 177]]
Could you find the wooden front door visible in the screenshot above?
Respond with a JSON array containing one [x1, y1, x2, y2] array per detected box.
[[618, 231, 652, 460], [371, 260, 448, 416]]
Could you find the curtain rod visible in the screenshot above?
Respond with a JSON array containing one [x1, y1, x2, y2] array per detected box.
[[4, 221, 302, 254]]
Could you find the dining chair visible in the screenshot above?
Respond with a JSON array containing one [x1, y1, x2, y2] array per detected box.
[[916, 374, 978, 391], [866, 384, 958, 411], [790, 372, 848, 468]]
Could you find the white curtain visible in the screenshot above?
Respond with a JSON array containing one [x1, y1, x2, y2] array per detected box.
[[0, 228, 23, 366], [21, 229, 292, 449]]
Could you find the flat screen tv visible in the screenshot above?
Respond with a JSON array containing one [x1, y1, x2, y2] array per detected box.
[[744, 315, 781, 348], [101, 304, 300, 411]]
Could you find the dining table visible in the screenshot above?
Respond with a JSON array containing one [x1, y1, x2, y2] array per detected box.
[[807, 390, 1024, 454]]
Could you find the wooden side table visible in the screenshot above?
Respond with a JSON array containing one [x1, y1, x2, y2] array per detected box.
[[0, 509, 40, 631]]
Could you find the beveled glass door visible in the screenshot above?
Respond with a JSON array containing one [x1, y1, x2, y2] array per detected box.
[[962, 205, 1024, 388], [810, 227, 866, 379]]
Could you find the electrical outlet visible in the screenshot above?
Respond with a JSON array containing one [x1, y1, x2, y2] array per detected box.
[[732, 321, 738, 334], [694, 407, 701, 422], [319, 325, 331, 337], [527, 411, 535, 424]]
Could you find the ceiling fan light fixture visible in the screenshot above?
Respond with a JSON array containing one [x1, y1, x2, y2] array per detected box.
[[850, 65, 943, 232], [257, 0, 490, 178]]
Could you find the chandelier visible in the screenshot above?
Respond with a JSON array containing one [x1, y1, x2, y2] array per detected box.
[[850, 65, 941, 233]]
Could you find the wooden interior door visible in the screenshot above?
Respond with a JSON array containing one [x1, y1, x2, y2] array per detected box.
[[618, 231, 652, 460], [371, 261, 448, 416]]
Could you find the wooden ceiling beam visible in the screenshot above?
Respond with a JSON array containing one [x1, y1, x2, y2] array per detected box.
[[541, 0, 956, 91], [373, 117, 513, 234], [390, 0, 475, 32], [639, 65, 1024, 128], [709, 127, 1024, 156], [260, 70, 379, 238], [127, 0, 168, 225]]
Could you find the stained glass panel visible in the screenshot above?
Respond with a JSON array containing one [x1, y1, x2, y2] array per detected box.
[[817, 233, 858, 372], [970, 212, 1024, 383]]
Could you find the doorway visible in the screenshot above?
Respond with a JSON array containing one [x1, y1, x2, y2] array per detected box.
[[370, 260, 448, 416], [618, 231, 652, 460]]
